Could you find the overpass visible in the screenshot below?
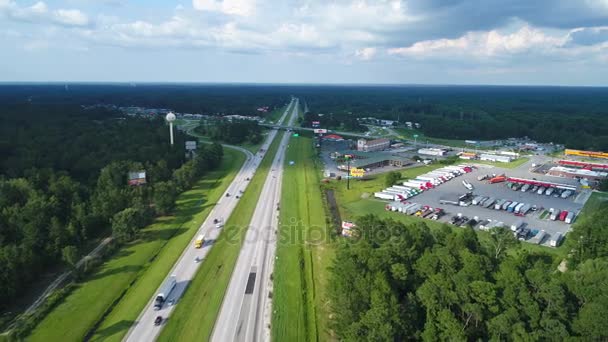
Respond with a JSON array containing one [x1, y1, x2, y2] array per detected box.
[[258, 123, 381, 139]]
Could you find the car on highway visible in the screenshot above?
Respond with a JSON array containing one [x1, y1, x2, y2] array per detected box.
[[154, 316, 162, 326]]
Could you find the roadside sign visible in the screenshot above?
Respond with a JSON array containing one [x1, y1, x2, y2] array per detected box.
[[293, 133, 299, 137]]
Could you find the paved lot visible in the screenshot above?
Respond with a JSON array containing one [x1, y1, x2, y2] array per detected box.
[[404, 162, 587, 247]]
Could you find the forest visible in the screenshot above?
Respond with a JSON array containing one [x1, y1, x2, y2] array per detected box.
[[298, 85, 608, 150], [195, 118, 263, 145], [3, 84, 607, 150], [329, 202, 608, 341], [0, 99, 223, 312]]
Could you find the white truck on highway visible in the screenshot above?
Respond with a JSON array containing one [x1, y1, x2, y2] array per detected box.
[[154, 275, 177, 310]]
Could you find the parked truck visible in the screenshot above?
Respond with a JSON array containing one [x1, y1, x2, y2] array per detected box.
[[502, 201, 512, 210], [484, 197, 496, 208], [550, 209, 561, 221], [529, 230, 547, 245], [154, 275, 177, 310], [494, 199, 506, 210], [565, 211, 576, 224], [489, 175, 507, 184], [549, 232, 564, 247], [507, 202, 519, 213], [462, 180, 474, 190], [510, 219, 524, 232]]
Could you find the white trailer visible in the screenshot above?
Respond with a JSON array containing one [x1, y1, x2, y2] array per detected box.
[[514, 203, 525, 214], [565, 212, 576, 224], [510, 219, 524, 231], [549, 232, 564, 247], [375, 192, 396, 200], [405, 204, 421, 215], [154, 275, 177, 310], [530, 230, 547, 245], [494, 199, 506, 210]]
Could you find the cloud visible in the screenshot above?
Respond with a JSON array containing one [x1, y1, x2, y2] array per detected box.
[[567, 26, 608, 46], [192, 0, 256, 17], [0, 1, 90, 27], [389, 25, 567, 58], [355, 47, 377, 60]]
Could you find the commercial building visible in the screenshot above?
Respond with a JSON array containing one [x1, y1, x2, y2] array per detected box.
[[459, 152, 478, 160], [418, 148, 447, 156], [547, 166, 608, 182], [336, 153, 412, 171], [323, 134, 344, 141], [480, 153, 513, 163], [565, 149, 608, 160], [357, 138, 390, 152]]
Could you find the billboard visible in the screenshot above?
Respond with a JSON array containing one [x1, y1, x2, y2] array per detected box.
[[128, 171, 147, 186], [312, 121, 320, 127], [185, 141, 197, 150], [350, 168, 366, 178], [565, 149, 608, 159], [313, 129, 328, 134]]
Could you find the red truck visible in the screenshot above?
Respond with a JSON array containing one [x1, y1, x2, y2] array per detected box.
[[490, 176, 507, 184]]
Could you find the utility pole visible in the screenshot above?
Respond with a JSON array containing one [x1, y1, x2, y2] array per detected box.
[[346, 155, 351, 190]]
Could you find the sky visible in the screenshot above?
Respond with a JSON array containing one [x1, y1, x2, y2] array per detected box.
[[1, 0, 608, 85]]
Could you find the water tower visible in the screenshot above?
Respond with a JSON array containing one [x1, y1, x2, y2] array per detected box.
[[166, 112, 176, 145]]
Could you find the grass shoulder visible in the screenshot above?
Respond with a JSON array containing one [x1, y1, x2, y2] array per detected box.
[[272, 136, 334, 342], [26, 148, 245, 342]]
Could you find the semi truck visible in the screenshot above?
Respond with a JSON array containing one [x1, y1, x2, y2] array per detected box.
[[510, 219, 524, 231], [484, 197, 496, 208], [529, 230, 547, 245], [514, 203, 525, 214], [565, 212, 576, 224], [502, 201, 512, 210], [489, 175, 507, 184], [507, 202, 519, 213], [494, 199, 506, 210], [194, 234, 205, 248], [549, 232, 564, 247], [462, 180, 474, 190], [154, 275, 177, 310]]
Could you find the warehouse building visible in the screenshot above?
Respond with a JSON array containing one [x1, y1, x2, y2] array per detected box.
[[357, 138, 390, 152], [547, 166, 608, 182], [337, 153, 412, 171], [418, 148, 447, 156], [480, 153, 513, 163]]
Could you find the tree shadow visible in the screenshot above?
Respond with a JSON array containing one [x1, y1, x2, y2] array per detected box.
[[88, 264, 143, 281], [90, 319, 134, 341]]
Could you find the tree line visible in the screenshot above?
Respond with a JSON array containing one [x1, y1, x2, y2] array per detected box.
[[298, 85, 608, 150], [195, 119, 263, 145], [0, 102, 223, 312], [329, 206, 608, 340]]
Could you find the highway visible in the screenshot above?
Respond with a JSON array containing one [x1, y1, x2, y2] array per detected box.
[[122, 98, 296, 342], [211, 99, 299, 342]]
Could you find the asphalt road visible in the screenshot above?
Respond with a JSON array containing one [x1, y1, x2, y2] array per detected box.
[[211, 99, 299, 342], [122, 98, 296, 342]]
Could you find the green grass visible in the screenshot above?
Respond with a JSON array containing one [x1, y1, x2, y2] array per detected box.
[[394, 128, 480, 149], [26, 148, 245, 342], [272, 136, 334, 341], [578, 191, 608, 218], [267, 104, 289, 123], [471, 157, 530, 169], [157, 131, 284, 342]]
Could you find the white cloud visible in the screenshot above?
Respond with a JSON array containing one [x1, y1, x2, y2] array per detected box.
[[0, 1, 90, 27], [389, 25, 567, 58], [355, 47, 377, 60], [192, 0, 256, 17], [53, 9, 89, 26]]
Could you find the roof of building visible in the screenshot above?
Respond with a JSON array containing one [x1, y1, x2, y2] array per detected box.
[[549, 166, 608, 177], [323, 134, 344, 140], [338, 152, 412, 168], [360, 138, 390, 145]]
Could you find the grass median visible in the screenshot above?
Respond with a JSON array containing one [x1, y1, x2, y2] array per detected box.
[[272, 135, 334, 341], [26, 148, 245, 342], [157, 131, 284, 342]]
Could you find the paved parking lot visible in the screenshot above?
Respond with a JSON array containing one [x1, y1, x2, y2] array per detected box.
[[409, 163, 587, 246]]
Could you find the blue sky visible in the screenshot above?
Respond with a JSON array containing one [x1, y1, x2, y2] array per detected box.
[[1, 0, 608, 85]]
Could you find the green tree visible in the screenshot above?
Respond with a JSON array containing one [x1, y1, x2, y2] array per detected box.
[[487, 227, 519, 259], [153, 181, 177, 215], [61, 245, 79, 271], [384, 171, 401, 187], [111, 208, 143, 242]]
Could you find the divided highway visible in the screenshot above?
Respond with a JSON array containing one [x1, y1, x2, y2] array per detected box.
[[211, 99, 299, 342], [122, 98, 296, 342]]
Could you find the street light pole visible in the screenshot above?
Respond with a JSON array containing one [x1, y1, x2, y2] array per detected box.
[[347, 156, 351, 190]]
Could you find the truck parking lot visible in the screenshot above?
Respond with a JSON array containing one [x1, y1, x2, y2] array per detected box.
[[403, 163, 587, 246]]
